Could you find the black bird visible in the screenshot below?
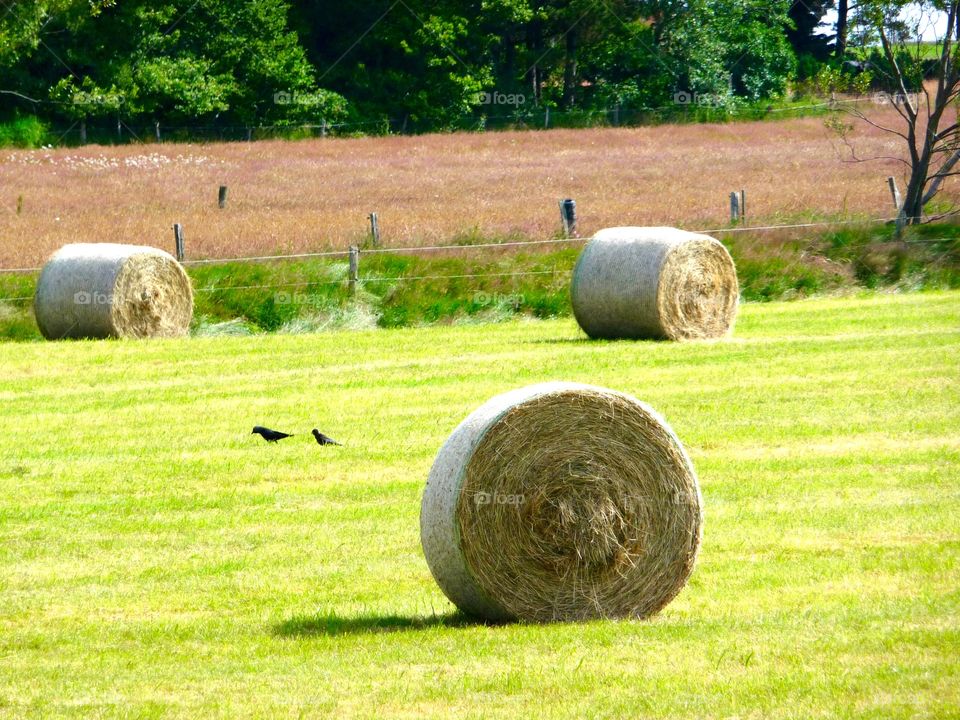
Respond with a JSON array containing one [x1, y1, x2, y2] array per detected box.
[[312, 429, 342, 446], [252, 426, 293, 443]]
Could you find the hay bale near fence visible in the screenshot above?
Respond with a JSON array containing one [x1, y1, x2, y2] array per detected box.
[[34, 243, 193, 340], [571, 227, 739, 341], [420, 382, 703, 623]]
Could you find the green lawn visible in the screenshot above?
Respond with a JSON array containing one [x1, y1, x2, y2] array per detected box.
[[1, 292, 958, 719]]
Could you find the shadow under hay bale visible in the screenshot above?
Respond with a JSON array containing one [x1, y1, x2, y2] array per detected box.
[[420, 382, 703, 623], [571, 227, 739, 341], [34, 243, 193, 340]]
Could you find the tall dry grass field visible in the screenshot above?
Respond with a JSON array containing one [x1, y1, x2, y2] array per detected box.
[[0, 109, 939, 268]]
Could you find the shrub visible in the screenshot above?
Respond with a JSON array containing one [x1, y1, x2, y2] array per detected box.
[[0, 116, 47, 148]]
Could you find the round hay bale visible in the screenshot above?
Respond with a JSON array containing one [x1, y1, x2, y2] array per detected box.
[[420, 382, 702, 623], [571, 227, 739, 341], [34, 243, 193, 340]]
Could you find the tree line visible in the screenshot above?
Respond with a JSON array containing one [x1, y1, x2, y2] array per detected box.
[[0, 1, 934, 136]]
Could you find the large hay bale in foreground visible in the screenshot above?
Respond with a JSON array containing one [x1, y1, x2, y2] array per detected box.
[[34, 243, 193, 340], [420, 382, 703, 623], [571, 227, 739, 341]]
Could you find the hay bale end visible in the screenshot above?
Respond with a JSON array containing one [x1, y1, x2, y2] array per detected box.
[[420, 382, 703, 623], [34, 243, 193, 340], [571, 227, 739, 341]]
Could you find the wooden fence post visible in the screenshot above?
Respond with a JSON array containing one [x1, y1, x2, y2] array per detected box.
[[173, 223, 185, 262], [740, 189, 746, 225], [348, 246, 359, 295], [368, 213, 381, 247], [559, 198, 577, 238], [888, 177, 903, 210], [730, 192, 741, 223], [218, 185, 228, 209]]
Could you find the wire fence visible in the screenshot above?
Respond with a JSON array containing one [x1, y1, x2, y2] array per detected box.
[[4, 212, 948, 305], [0, 215, 903, 278], [26, 96, 874, 147]]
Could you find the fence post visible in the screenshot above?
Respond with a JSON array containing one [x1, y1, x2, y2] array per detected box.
[[80, 120, 87, 145], [740, 189, 746, 225], [888, 177, 903, 210], [173, 223, 185, 262], [348, 245, 359, 295], [559, 198, 577, 238], [368, 212, 381, 247], [730, 192, 741, 223], [545, 106, 550, 129], [155, 121, 161, 142], [218, 185, 228, 209]]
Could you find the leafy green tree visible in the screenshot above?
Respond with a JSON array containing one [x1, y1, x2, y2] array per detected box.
[[786, 0, 833, 61], [0, 0, 113, 68], [3, 0, 346, 130], [4, 0, 807, 137], [841, 0, 960, 231], [642, 0, 796, 106]]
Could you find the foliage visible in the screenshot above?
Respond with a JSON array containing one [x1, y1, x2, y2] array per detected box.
[[0, 0, 809, 134], [1, 0, 348, 129], [0, 115, 47, 147]]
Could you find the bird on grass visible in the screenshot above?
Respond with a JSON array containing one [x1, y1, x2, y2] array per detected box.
[[312, 429, 342, 446], [252, 426, 294, 443]]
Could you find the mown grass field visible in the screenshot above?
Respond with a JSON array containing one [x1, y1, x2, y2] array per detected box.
[[1, 291, 958, 719]]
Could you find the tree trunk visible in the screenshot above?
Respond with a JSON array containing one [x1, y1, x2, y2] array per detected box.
[[898, 158, 931, 234], [836, 0, 848, 58], [503, 30, 516, 91], [527, 20, 543, 105], [562, 29, 578, 110]]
